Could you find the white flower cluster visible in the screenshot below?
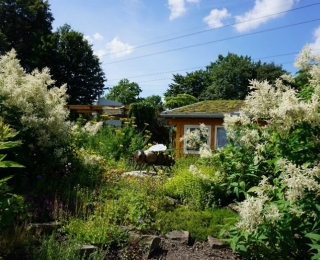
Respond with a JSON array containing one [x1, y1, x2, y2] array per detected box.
[[277, 158, 320, 201], [0, 50, 71, 150], [199, 143, 213, 158], [228, 45, 320, 233], [236, 176, 280, 232], [79, 148, 104, 166], [189, 164, 210, 180], [82, 121, 103, 136], [180, 123, 209, 150]]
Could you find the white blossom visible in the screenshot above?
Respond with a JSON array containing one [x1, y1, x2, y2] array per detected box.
[[199, 143, 213, 158], [0, 50, 71, 154]]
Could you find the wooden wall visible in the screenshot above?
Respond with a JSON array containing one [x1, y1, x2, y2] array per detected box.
[[168, 118, 224, 157]]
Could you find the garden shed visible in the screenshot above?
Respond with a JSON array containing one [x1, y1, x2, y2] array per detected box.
[[160, 100, 243, 156], [66, 98, 129, 125]]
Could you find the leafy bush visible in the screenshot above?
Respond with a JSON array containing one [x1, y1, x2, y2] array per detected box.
[[155, 206, 238, 241], [72, 117, 150, 161], [0, 118, 26, 232], [116, 175, 170, 232], [33, 233, 107, 260], [0, 50, 71, 174], [164, 160, 228, 210], [219, 45, 320, 259]]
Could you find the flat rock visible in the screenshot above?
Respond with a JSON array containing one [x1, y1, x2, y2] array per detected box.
[[165, 230, 189, 245], [207, 235, 227, 249]]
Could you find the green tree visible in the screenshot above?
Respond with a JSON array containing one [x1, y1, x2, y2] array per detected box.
[[106, 78, 142, 105], [40, 24, 106, 105], [164, 70, 207, 99], [199, 53, 286, 100], [0, 0, 53, 71], [164, 94, 198, 109], [143, 95, 164, 112]]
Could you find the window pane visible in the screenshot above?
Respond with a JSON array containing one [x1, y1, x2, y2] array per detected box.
[[216, 127, 228, 148]]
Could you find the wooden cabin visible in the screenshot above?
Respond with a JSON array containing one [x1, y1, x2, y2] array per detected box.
[[160, 100, 243, 157], [66, 98, 129, 126]]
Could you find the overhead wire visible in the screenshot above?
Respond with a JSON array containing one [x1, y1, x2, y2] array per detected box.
[[104, 48, 320, 86], [102, 2, 320, 57], [104, 18, 320, 65], [106, 51, 305, 82]]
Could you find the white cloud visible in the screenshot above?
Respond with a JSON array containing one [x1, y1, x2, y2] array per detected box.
[[105, 37, 134, 58], [84, 33, 103, 43], [168, 0, 200, 20], [203, 8, 231, 28], [93, 33, 104, 40], [94, 49, 107, 58], [84, 35, 93, 43], [310, 25, 320, 54], [234, 0, 295, 33], [168, 0, 185, 20]]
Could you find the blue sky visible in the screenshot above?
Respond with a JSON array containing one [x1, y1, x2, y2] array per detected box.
[[48, 0, 320, 98]]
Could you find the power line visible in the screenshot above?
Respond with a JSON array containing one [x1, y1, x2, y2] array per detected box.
[[124, 0, 312, 46], [104, 18, 320, 65], [106, 51, 305, 82], [102, 2, 320, 57]]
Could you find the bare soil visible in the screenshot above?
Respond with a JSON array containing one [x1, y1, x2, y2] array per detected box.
[[148, 237, 241, 260]]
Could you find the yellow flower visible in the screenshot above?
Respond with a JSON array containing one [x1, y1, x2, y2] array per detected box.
[[119, 144, 123, 147], [144, 123, 149, 126]]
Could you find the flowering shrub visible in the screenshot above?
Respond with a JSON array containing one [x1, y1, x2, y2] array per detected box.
[[220, 45, 320, 259], [0, 49, 71, 174], [74, 117, 151, 161]]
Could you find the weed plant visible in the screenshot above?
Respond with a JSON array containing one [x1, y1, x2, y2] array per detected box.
[[155, 206, 239, 241], [32, 233, 107, 260]]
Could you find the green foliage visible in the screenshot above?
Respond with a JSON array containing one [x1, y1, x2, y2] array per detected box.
[[0, 223, 32, 256], [226, 183, 320, 260], [0, 118, 25, 232], [129, 101, 156, 131], [106, 78, 141, 105], [164, 53, 286, 101], [164, 170, 209, 210], [164, 157, 228, 209], [156, 206, 238, 241], [218, 46, 320, 259], [33, 233, 107, 260], [141, 95, 164, 112], [73, 118, 150, 161], [0, 0, 53, 71], [40, 24, 106, 105], [129, 99, 171, 145], [164, 70, 207, 99], [63, 216, 127, 246], [164, 94, 198, 109], [116, 176, 170, 233]]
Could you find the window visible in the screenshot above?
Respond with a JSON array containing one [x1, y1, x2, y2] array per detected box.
[[215, 126, 228, 148], [183, 124, 211, 154]]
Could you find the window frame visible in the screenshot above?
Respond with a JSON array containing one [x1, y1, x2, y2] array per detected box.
[[183, 124, 211, 154], [215, 125, 228, 149]]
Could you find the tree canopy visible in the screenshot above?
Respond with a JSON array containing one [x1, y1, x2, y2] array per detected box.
[[0, 0, 53, 71], [1, 1, 106, 105], [164, 94, 198, 109], [106, 79, 142, 105], [164, 70, 207, 99], [40, 24, 106, 105], [164, 53, 287, 101]]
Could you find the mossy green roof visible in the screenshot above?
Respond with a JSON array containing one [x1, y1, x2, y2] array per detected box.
[[160, 100, 243, 118]]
